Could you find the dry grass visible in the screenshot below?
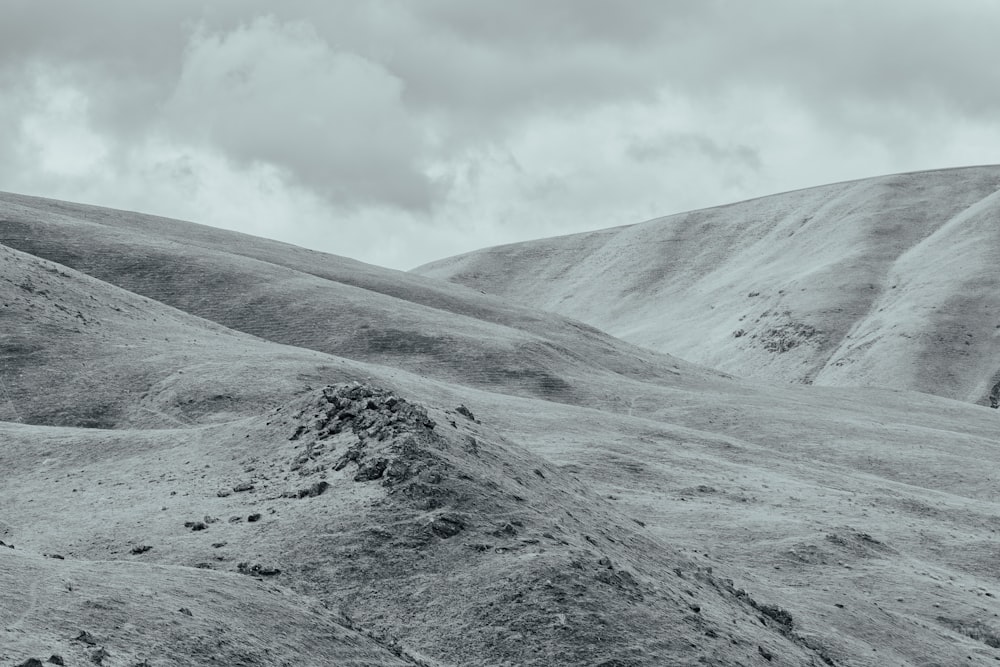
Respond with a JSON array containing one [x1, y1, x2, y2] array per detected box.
[[416, 165, 1000, 406], [3, 181, 1000, 664]]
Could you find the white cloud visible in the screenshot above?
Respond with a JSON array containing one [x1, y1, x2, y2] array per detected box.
[[15, 72, 109, 177], [164, 16, 432, 210], [1, 2, 999, 270]]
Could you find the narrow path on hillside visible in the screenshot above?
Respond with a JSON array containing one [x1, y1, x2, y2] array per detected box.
[[5, 573, 39, 632], [137, 405, 194, 427]]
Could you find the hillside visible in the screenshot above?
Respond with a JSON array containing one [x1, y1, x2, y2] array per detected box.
[[415, 166, 1000, 407], [3, 189, 1000, 665], [0, 191, 714, 416]]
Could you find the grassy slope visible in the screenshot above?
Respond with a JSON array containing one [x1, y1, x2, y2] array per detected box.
[[0, 388, 830, 667], [0, 546, 415, 667], [2, 191, 1000, 665], [1, 206, 821, 665], [0, 191, 708, 408], [0, 241, 368, 428], [415, 166, 1000, 406]]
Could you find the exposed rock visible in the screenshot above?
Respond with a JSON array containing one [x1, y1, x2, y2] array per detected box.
[[756, 603, 794, 631], [284, 480, 330, 498], [333, 446, 362, 471], [760, 322, 822, 353], [455, 405, 475, 421], [237, 562, 281, 576], [73, 630, 98, 645], [310, 383, 437, 444], [729, 586, 796, 637], [287, 385, 457, 509], [354, 458, 388, 482], [247, 513, 262, 522], [15, 659, 44, 667], [47, 657, 65, 666], [429, 514, 466, 538], [303, 480, 329, 497], [825, 528, 892, 557], [130, 544, 152, 555], [233, 481, 254, 493], [492, 522, 518, 538], [381, 459, 412, 486], [183, 521, 207, 531]]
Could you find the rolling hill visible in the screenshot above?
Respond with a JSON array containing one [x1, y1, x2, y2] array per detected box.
[[415, 166, 1000, 407], [3, 183, 1000, 666]]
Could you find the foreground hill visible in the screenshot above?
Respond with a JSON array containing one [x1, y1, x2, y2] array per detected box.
[[3, 191, 1000, 665], [0, 545, 415, 666], [415, 166, 1000, 406]]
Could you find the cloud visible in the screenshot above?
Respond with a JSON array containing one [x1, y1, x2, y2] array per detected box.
[[163, 16, 433, 210], [0, 1, 998, 270], [627, 132, 761, 171], [16, 75, 109, 177]]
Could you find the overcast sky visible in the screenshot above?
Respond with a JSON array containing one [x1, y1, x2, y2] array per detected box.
[[2, 1, 999, 269]]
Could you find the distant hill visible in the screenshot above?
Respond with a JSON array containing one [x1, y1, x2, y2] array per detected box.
[[415, 166, 1000, 407]]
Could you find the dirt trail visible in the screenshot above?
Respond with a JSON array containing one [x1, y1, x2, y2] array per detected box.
[[0, 373, 22, 422], [4, 569, 39, 632]]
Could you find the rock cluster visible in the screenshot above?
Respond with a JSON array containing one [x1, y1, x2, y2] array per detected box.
[[759, 322, 821, 354], [237, 561, 281, 577], [311, 383, 436, 442], [289, 383, 439, 487]]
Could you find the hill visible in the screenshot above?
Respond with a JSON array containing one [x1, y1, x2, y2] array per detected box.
[[415, 166, 1000, 406], [3, 188, 1000, 665], [0, 191, 712, 419]]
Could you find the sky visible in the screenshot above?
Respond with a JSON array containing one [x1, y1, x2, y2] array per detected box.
[[2, 1, 999, 270]]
